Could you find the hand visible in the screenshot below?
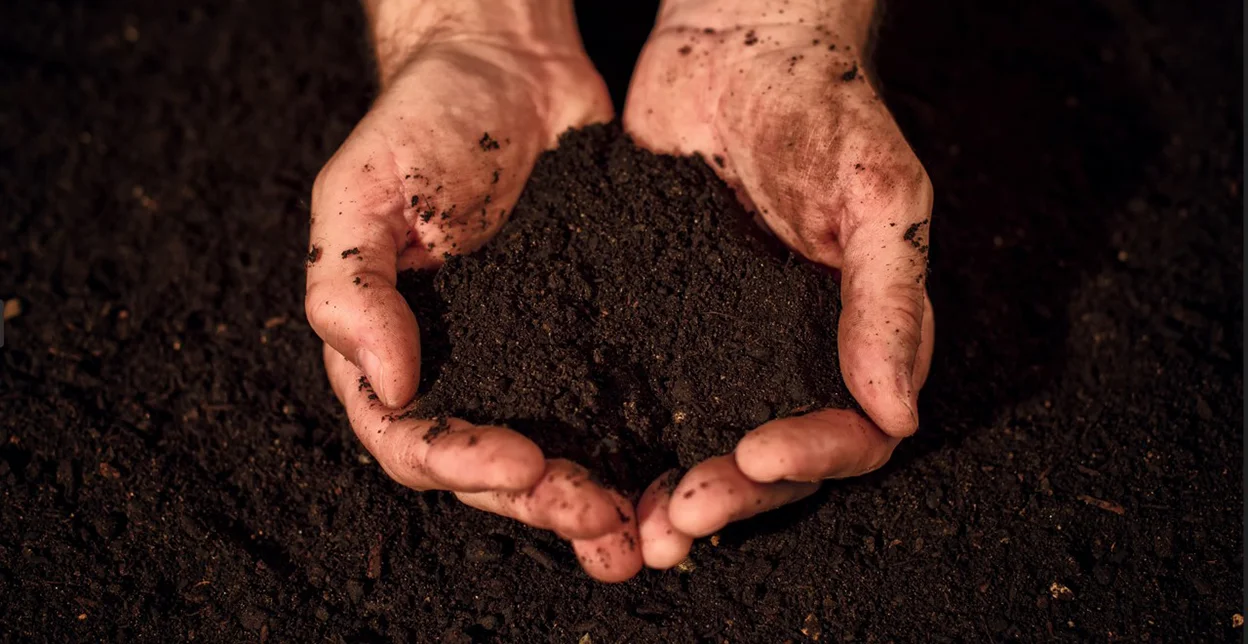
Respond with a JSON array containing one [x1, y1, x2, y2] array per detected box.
[[623, 0, 935, 568], [306, 0, 641, 581]]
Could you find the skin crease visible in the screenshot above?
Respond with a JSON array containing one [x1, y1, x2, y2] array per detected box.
[[622, 0, 936, 569], [310, 0, 933, 582]]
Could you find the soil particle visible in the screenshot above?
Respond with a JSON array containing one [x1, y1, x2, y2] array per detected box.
[[340, 247, 360, 259], [423, 416, 451, 443], [366, 535, 383, 579], [405, 124, 849, 491], [520, 544, 557, 569], [902, 219, 927, 243], [842, 63, 859, 81], [479, 132, 500, 151], [239, 607, 267, 633], [305, 245, 321, 264], [465, 535, 510, 563]]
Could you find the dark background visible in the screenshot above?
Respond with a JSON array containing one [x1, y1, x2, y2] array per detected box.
[[0, 0, 1242, 642]]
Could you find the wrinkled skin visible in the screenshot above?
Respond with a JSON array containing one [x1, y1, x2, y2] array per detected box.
[[623, 8, 935, 568], [305, 35, 645, 582]]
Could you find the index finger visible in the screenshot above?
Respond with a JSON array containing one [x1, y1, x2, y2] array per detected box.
[[734, 408, 899, 483]]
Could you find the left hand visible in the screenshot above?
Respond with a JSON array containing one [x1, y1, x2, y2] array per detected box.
[[622, 0, 935, 568]]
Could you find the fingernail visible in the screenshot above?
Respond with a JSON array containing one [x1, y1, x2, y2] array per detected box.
[[902, 395, 918, 430], [357, 348, 388, 405]]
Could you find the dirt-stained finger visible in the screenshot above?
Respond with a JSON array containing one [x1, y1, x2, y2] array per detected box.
[[455, 459, 625, 540], [307, 156, 420, 409], [571, 490, 644, 582], [667, 455, 819, 538], [637, 470, 694, 569], [735, 408, 900, 484]]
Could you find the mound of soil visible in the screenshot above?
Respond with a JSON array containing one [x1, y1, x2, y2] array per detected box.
[[404, 124, 848, 491]]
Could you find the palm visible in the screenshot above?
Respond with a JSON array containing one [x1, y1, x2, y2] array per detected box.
[[626, 26, 923, 265], [318, 45, 610, 271]]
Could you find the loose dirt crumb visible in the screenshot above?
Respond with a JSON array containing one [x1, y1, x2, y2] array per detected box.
[[423, 416, 451, 443]]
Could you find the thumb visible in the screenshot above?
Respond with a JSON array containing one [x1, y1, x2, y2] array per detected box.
[[305, 169, 420, 409], [839, 209, 934, 438]]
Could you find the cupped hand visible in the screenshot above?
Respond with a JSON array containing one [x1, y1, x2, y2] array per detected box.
[[623, 0, 935, 568], [305, 9, 640, 581]]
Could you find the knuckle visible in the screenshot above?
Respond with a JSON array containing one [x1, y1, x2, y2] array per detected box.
[[880, 295, 925, 347], [303, 286, 328, 327], [843, 285, 925, 364], [882, 280, 926, 324], [850, 153, 930, 213], [916, 165, 935, 206], [382, 431, 430, 489], [370, 436, 428, 490], [303, 281, 344, 334], [311, 153, 346, 205], [861, 446, 893, 474]]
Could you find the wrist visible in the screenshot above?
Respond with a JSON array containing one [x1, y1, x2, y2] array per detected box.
[[655, 0, 877, 50], [364, 0, 586, 87]]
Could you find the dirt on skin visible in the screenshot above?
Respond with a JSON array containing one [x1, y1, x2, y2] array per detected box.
[[0, 0, 1241, 643], [404, 124, 849, 493]]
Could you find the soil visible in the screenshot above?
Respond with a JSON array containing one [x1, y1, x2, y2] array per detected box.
[[405, 124, 848, 492], [0, 1, 1242, 643]]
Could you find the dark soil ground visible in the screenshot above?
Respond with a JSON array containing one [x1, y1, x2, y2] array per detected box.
[[1, 1, 1242, 642], [407, 124, 849, 491]]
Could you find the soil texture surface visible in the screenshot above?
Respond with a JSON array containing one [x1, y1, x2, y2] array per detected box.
[[0, 0, 1241, 642], [407, 124, 848, 492]]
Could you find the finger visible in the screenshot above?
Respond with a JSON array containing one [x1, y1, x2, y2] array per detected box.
[[455, 459, 624, 540], [324, 345, 544, 492], [571, 490, 644, 582], [306, 159, 419, 408], [735, 408, 900, 484], [667, 455, 819, 538], [637, 470, 693, 569], [839, 185, 935, 436]]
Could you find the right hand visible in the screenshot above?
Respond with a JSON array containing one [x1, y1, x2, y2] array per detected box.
[[305, 2, 641, 582]]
